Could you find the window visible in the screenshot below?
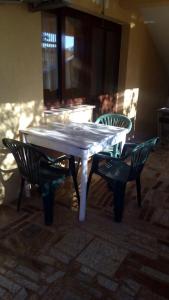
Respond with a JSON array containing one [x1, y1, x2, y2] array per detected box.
[[42, 13, 58, 104], [41, 8, 121, 108]]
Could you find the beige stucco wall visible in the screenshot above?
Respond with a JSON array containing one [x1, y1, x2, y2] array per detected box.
[[0, 4, 43, 202], [109, 1, 168, 137], [0, 4, 43, 138], [125, 19, 168, 137], [71, 0, 169, 137]]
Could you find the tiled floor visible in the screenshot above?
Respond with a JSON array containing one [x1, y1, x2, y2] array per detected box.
[[0, 143, 169, 299]]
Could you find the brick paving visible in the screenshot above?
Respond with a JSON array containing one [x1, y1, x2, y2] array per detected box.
[[0, 144, 169, 299]]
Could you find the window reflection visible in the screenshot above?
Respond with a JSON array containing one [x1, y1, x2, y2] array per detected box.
[[65, 35, 74, 62], [42, 32, 57, 48], [42, 14, 58, 93], [65, 17, 87, 91]]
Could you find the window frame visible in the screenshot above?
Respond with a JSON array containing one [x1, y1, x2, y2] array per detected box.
[[42, 7, 122, 107]]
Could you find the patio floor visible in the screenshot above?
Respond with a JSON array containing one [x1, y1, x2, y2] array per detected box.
[[0, 143, 169, 299]]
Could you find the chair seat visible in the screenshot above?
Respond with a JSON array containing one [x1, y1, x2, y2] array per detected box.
[[97, 159, 130, 183], [41, 160, 70, 176], [39, 161, 71, 186]]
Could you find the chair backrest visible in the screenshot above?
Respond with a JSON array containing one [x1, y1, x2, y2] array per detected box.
[[129, 137, 159, 178], [95, 113, 132, 133], [2, 138, 47, 185]]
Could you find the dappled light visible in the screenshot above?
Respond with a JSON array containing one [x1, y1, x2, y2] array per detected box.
[[123, 88, 139, 119], [115, 88, 139, 139], [0, 99, 43, 204], [0, 100, 43, 143], [130, 22, 136, 28], [0, 150, 18, 205], [123, 88, 139, 138]]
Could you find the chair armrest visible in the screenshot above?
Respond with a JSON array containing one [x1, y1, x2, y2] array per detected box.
[[47, 155, 71, 165], [31, 144, 71, 165], [93, 152, 114, 160]]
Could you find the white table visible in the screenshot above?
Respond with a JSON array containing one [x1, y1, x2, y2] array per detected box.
[[20, 122, 127, 221], [44, 105, 95, 123]]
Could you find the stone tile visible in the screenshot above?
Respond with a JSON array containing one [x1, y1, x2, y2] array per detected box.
[[0, 267, 7, 274], [120, 278, 140, 296], [46, 271, 65, 284], [63, 290, 91, 300], [75, 272, 93, 284], [14, 288, 28, 300], [49, 248, 72, 264], [151, 208, 169, 227], [88, 287, 103, 299], [137, 287, 168, 300], [141, 266, 169, 284], [80, 214, 158, 259], [37, 254, 56, 266], [1, 291, 13, 300], [55, 228, 93, 257], [38, 285, 48, 296], [158, 243, 169, 260], [0, 274, 21, 294], [39, 265, 55, 276], [29, 295, 39, 300], [41, 284, 62, 300], [6, 270, 39, 292], [80, 265, 97, 278], [115, 289, 135, 300], [0, 286, 6, 298], [0, 206, 24, 228], [77, 238, 128, 277], [4, 257, 18, 269], [97, 275, 118, 292], [16, 265, 40, 282]]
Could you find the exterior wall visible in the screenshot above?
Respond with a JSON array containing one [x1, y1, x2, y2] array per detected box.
[[125, 19, 168, 137], [0, 4, 43, 140], [70, 0, 169, 137], [105, 0, 168, 137], [0, 4, 43, 202]]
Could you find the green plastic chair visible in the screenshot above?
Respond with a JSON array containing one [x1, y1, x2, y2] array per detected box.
[[2, 138, 80, 225], [95, 113, 132, 157], [87, 137, 159, 222], [75, 113, 132, 175]]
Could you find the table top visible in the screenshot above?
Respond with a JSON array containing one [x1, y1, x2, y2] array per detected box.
[[20, 122, 128, 151]]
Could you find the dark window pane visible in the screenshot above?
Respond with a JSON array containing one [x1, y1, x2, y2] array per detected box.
[[64, 16, 89, 97], [104, 28, 121, 93], [42, 13, 58, 104], [90, 26, 104, 96]]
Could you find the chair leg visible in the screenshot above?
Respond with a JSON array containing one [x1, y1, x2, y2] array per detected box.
[[72, 173, 80, 205], [76, 157, 81, 176], [17, 177, 25, 211], [113, 181, 126, 222], [136, 176, 142, 207], [41, 182, 54, 225], [69, 156, 80, 205], [87, 169, 93, 197]]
